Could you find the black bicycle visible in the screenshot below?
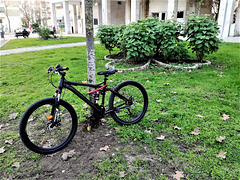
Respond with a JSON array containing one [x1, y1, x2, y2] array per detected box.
[[19, 64, 148, 154]]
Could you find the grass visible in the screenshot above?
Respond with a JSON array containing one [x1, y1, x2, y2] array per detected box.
[[0, 36, 86, 50], [0, 41, 240, 179]]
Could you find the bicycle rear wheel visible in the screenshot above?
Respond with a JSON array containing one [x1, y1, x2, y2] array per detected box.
[[19, 98, 77, 154], [109, 80, 148, 125]]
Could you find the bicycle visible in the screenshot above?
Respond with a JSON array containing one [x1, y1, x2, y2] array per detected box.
[[19, 64, 148, 154]]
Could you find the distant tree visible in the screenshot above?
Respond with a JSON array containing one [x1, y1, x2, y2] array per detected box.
[[2, 1, 11, 32], [19, 0, 50, 27]]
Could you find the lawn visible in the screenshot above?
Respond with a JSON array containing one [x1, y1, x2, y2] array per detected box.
[[0, 42, 239, 179], [0, 36, 86, 50]]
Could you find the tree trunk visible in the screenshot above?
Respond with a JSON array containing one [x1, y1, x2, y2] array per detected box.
[[85, 0, 99, 128]]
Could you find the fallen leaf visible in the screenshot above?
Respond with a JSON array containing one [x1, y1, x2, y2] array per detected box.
[[164, 83, 170, 86], [100, 145, 109, 151], [83, 103, 88, 109], [12, 162, 20, 168], [105, 133, 111, 137], [174, 126, 181, 130], [172, 72, 176, 75], [119, 171, 125, 178], [163, 94, 166, 96], [188, 70, 192, 72], [216, 150, 227, 159], [82, 80, 88, 83], [221, 114, 230, 121], [190, 128, 200, 135], [196, 114, 204, 118], [156, 135, 165, 140], [173, 171, 184, 180], [0, 124, 4, 129], [146, 80, 150, 83], [156, 99, 162, 103], [145, 129, 152, 134], [217, 74, 223, 77], [8, 112, 18, 120], [216, 136, 226, 143], [62, 150, 76, 161], [5, 139, 13, 145], [0, 147, 5, 153], [170, 92, 178, 94], [118, 70, 123, 73]]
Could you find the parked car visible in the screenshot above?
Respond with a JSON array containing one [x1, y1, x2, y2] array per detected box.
[[15, 28, 30, 38]]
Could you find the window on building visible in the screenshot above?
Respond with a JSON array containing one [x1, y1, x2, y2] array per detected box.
[[177, 11, 184, 18], [152, 13, 159, 18], [161, 13, 166, 20], [94, 18, 98, 25]]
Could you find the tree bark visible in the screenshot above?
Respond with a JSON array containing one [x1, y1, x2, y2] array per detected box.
[[85, 0, 98, 128]]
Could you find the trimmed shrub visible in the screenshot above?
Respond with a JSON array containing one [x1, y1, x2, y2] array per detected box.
[[97, 25, 117, 55], [185, 14, 221, 62]]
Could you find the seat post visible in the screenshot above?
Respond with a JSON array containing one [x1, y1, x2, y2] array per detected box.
[[104, 75, 108, 85]]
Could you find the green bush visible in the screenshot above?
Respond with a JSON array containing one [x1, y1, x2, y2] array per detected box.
[[97, 25, 117, 55], [121, 18, 159, 61], [155, 20, 189, 61], [185, 14, 221, 61], [38, 27, 51, 40]]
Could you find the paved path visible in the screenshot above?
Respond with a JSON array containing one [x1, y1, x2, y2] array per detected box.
[[0, 41, 100, 56]]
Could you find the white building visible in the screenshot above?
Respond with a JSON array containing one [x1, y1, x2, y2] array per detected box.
[[50, 0, 240, 38]]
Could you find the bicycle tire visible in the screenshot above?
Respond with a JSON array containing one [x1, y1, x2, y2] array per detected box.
[[19, 98, 78, 154], [109, 80, 148, 125]]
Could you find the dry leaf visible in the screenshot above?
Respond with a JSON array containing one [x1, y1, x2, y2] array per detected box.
[[100, 145, 109, 151], [173, 171, 184, 180], [0, 147, 5, 153], [156, 135, 165, 140], [163, 94, 166, 96], [216, 150, 227, 159], [5, 139, 13, 145], [146, 80, 150, 83], [164, 83, 170, 86], [101, 118, 108, 123], [82, 80, 88, 83], [145, 129, 152, 134], [216, 136, 226, 143], [221, 114, 230, 121], [190, 128, 200, 135], [119, 171, 125, 178], [174, 126, 181, 130], [83, 103, 88, 109], [105, 133, 111, 137], [156, 99, 162, 103], [8, 112, 18, 120], [217, 75, 223, 77], [196, 114, 204, 118], [170, 92, 178, 94], [118, 70, 123, 73], [172, 72, 176, 75], [62, 150, 76, 161], [12, 162, 20, 168]]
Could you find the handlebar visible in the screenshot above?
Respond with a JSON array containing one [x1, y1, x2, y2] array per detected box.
[[46, 64, 69, 74]]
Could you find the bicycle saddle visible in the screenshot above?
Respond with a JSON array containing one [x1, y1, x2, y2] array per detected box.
[[97, 69, 117, 76]]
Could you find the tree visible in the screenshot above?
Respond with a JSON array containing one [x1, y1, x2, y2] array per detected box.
[[85, 0, 98, 128], [19, 0, 50, 27], [2, 1, 12, 32]]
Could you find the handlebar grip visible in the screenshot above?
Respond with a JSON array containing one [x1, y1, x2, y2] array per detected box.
[[55, 64, 69, 71]]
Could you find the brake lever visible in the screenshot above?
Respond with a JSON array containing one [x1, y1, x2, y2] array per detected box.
[[45, 66, 55, 74]]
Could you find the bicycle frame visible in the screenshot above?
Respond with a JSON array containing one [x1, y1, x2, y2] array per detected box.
[[56, 72, 128, 116]]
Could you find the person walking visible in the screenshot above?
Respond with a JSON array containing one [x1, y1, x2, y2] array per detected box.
[[0, 23, 5, 41]]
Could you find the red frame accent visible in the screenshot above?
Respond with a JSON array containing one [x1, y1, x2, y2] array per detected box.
[[86, 84, 108, 95]]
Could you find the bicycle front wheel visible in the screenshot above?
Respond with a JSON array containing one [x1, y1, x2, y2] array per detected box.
[[19, 98, 78, 154], [109, 80, 148, 125]]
